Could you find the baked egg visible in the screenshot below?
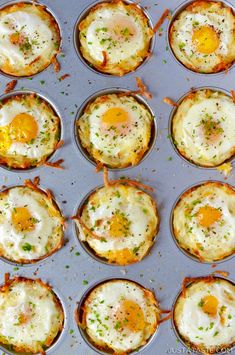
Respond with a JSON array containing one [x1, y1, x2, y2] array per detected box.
[[169, 1, 235, 73], [0, 183, 64, 264], [0, 93, 61, 169], [174, 276, 235, 353], [75, 182, 159, 265], [77, 93, 155, 169], [172, 181, 235, 263], [77, 279, 160, 353], [78, 0, 153, 75], [0, 2, 61, 77], [171, 89, 235, 167], [0, 276, 64, 353]]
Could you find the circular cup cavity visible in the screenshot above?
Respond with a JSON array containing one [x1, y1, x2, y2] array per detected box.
[[167, 0, 235, 76], [171, 275, 235, 355], [170, 179, 235, 264], [76, 277, 160, 355], [0, 277, 68, 355], [73, 183, 158, 266], [74, 87, 157, 171], [73, 0, 155, 77], [0, 89, 63, 173], [168, 86, 235, 169], [0, 0, 62, 79], [0, 183, 65, 266]]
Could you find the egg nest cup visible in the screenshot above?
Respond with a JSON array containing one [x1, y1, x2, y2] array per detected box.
[[74, 0, 154, 76], [171, 181, 235, 263], [0, 276, 65, 354], [168, 0, 235, 74], [0, 91, 62, 171], [172, 276, 235, 354], [0, 184, 64, 265], [76, 278, 161, 354]]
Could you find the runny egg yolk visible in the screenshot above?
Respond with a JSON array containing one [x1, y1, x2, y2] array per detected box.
[[9, 113, 38, 143], [109, 213, 130, 238], [202, 295, 219, 316], [192, 26, 220, 54], [197, 205, 222, 228], [12, 207, 35, 232], [102, 107, 129, 127], [115, 300, 145, 332]]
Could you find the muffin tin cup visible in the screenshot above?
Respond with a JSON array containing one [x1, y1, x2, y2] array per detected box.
[[0, 183, 65, 267], [0, 277, 68, 355], [167, 0, 235, 76], [170, 179, 235, 265], [168, 85, 235, 169], [171, 275, 235, 355], [76, 277, 160, 355], [73, 0, 155, 77], [73, 182, 158, 265], [74, 87, 157, 171], [0, 0, 62, 79], [0, 89, 64, 173]]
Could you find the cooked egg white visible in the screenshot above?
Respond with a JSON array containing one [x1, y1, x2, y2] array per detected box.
[[0, 277, 64, 353], [78, 93, 154, 169], [173, 182, 235, 262], [0, 186, 64, 264], [80, 279, 160, 353], [0, 93, 61, 169], [169, 1, 235, 73], [172, 89, 235, 167], [76, 184, 159, 265], [78, 0, 153, 75], [174, 277, 235, 353], [0, 2, 61, 77]]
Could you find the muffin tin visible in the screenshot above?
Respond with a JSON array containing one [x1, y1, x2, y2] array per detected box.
[[0, 0, 234, 354]]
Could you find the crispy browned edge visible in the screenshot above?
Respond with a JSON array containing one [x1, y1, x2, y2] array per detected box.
[[0, 275, 64, 354], [168, 1, 235, 74], [171, 89, 235, 167], [74, 182, 160, 266], [0, 93, 62, 169], [76, 92, 155, 169], [75, 279, 161, 354], [172, 181, 235, 262], [0, 2, 61, 77], [78, 0, 153, 76], [0, 182, 65, 264], [173, 275, 235, 354]]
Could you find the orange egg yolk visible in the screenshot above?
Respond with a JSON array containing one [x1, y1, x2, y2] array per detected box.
[[115, 300, 145, 332], [192, 26, 220, 54], [202, 295, 219, 316], [12, 207, 35, 232], [9, 32, 23, 45], [9, 113, 38, 143], [197, 205, 222, 228], [109, 214, 130, 238], [105, 249, 137, 265], [102, 107, 129, 127]]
